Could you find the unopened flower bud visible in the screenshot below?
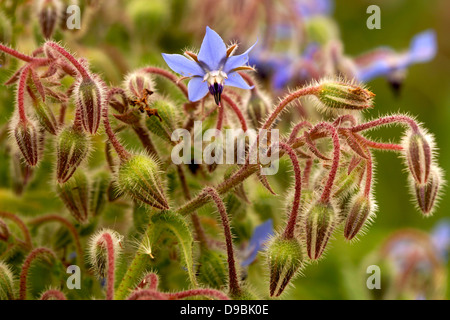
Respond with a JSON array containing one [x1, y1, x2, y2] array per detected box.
[[145, 99, 178, 143], [30, 95, 59, 135], [0, 219, 10, 242], [37, 0, 62, 39], [10, 150, 34, 196], [90, 170, 110, 217], [313, 79, 375, 111], [56, 126, 90, 183], [73, 76, 104, 134], [13, 119, 40, 166], [116, 154, 169, 210], [88, 229, 123, 278], [305, 201, 337, 260], [197, 249, 228, 289], [343, 193, 375, 240], [0, 261, 15, 300], [267, 237, 304, 297], [124, 70, 155, 101], [403, 130, 433, 185], [413, 166, 442, 215], [56, 171, 90, 223]]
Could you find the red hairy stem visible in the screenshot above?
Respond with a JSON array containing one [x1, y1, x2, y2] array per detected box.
[[303, 158, 313, 188], [238, 71, 257, 93], [99, 232, 116, 300], [333, 114, 357, 127], [45, 42, 90, 79], [287, 121, 313, 144], [0, 43, 46, 63], [221, 94, 248, 132], [351, 132, 403, 151], [204, 187, 241, 296], [350, 115, 420, 134], [311, 123, 340, 204], [216, 101, 225, 131], [0, 211, 32, 249], [137, 273, 159, 291], [364, 151, 373, 197], [167, 289, 230, 300], [40, 289, 67, 300], [19, 248, 56, 300], [141, 67, 189, 98], [127, 289, 167, 300], [277, 143, 302, 239], [103, 89, 132, 162], [28, 215, 83, 267]]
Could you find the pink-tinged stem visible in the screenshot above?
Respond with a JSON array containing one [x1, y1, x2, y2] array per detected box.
[[40, 289, 67, 300], [141, 67, 189, 98], [167, 289, 230, 300], [127, 289, 167, 300], [28, 215, 83, 267], [137, 273, 159, 291], [0, 211, 32, 249], [311, 123, 340, 204], [221, 94, 248, 132], [364, 151, 373, 197], [238, 72, 257, 93], [351, 132, 403, 151], [204, 187, 241, 296], [288, 121, 313, 144], [262, 86, 319, 130], [216, 101, 225, 131], [278, 143, 302, 239], [350, 115, 420, 134], [0, 43, 42, 63], [333, 114, 357, 127], [17, 65, 32, 122], [104, 89, 132, 162], [19, 248, 56, 300], [303, 158, 313, 188], [99, 232, 116, 300], [45, 42, 90, 79]]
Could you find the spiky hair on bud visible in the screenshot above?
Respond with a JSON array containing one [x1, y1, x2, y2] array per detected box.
[[9, 116, 43, 167], [342, 191, 378, 241], [88, 228, 123, 279], [307, 77, 375, 114], [0, 261, 15, 300], [123, 70, 156, 101], [36, 0, 63, 39]]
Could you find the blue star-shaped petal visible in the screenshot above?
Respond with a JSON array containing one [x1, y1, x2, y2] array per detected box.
[[241, 219, 274, 267], [162, 26, 257, 105]]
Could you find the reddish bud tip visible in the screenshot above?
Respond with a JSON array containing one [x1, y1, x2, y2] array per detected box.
[[404, 130, 433, 185], [343, 193, 374, 240], [413, 166, 443, 215], [73, 76, 104, 134], [13, 119, 40, 166]]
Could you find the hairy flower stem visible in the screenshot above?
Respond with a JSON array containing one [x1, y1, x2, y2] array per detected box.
[[364, 151, 373, 197], [222, 94, 248, 132], [0, 43, 47, 63], [99, 232, 116, 300], [132, 124, 158, 158], [167, 288, 229, 300], [204, 187, 241, 297], [0, 211, 32, 249], [350, 115, 420, 134], [137, 273, 159, 290], [28, 215, 84, 267], [238, 71, 257, 93], [278, 143, 302, 239], [142, 67, 189, 98], [19, 248, 56, 300], [127, 289, 167, 300], [40, 289, 67, 300], [45, 42, 90, 79], [312, 123, 340, 204], [104, 91, 131, 162], [114, 252, 152, 300], [351, 132, 403, 151]]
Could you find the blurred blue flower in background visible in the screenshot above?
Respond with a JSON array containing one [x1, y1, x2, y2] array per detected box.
[[295, 0, 334, 19], [241, 219, 274, 267], [431, 218, 450, 262], [162, 26, 256, 105]]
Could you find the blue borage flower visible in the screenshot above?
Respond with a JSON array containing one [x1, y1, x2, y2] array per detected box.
[[356, 30, 437, 82], [241, 219, 274, 267], [162, 26, 257, 105]]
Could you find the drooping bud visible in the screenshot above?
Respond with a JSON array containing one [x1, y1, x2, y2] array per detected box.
[[90, 170, 110, 217], [116, 154, 169, 210], [0, 261, 15, 300], [37, 0, 62, 39], [124, 70, 155, 101], [402, 130, 433, 185], [413, 166, 442, 215], [145, 99, 178, 143], [30, 93, 59, 135], [0, 219, 10, 242], [343, 192, 375, 240], [88, 229, 122, 278], [305, 201, 337, 260], [197, 249, 228, 289], [56, 126, 90, 183], [12, 119, 40, 166], [10, 150, 34, 196], [73, 76, 104, 134], [246, 90, 272, 130], [313, 78, 375, 112], [267, 237, 304, 297], [56, 171, 90, 223]]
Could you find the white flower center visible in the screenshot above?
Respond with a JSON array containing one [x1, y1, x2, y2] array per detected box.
[[203, 70, 228, 86]]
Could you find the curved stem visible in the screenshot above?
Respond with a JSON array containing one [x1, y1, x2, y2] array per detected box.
[[137, 272, 159, 291], [40, 289, 67, 300], [28, 215, 83, 267], [364, 151, 373, 197], [19, 248, 56, 300], [350, 115, 420, 133], [351, 132, 403, 151], [127, 289, 167, 300], [222, 94, 248, 132], [204, 187, 241, 297], [0, 43, 44, 63], [17, 64, 32, 122], [141, 67, 189, 98], [278, 143, 302, 239], [167, 288, 229, 300], [99, 232, 116, 300], [287, 121, 313, 144], [45, 42, 90, 79], [0, 212, 32, 249]]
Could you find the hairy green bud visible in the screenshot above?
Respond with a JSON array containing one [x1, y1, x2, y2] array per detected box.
[[0, 261, 15, 300], [145, 99, 178, 143], [344, 193, 375, 240], [90, 170, 110, 217], [413, 165, 443, 215], [197, 249, 228, 289], [88, 229, 123, 278], [57, 171, 90, 223], [403, 130, 433, 185]]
